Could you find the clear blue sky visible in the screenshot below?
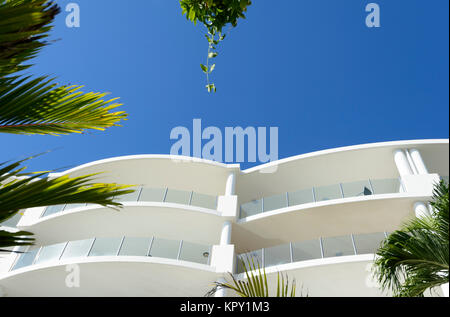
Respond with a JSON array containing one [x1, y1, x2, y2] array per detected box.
[[3, 0, 449, 171]]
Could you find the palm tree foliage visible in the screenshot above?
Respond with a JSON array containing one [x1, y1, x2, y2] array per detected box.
[[0, 157, 134, 250], [206, 256, 298, 297], [0, 0, 127, 135], [373, 180, 449, 297], [0, 0, 133, 250]]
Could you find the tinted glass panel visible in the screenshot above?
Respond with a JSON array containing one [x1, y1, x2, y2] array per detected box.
[[353, 232, 385, 255], [292, 239, 322, 262], [88, 237, 122, 257], [139, 188, 166, 202], [149, 238, 180, 259], [341, 180, 372, 198], [370, 178, 401, 195], [288, 189, 314, 206], [164, 189, 191, 205], [190, 192, 217, 210], [12, 248, 39, 270], [263, 193, 287, 212], [240, 200, 262, 218], [118, 237, 151, 256], [61, 239, 94, 260], [34, 243, 66, 264], [314, 184, 342, 202], [322, 235, 355, 258], [42, 205, 65, 217], [179, 241, 210, 264], [264, 243, 291, 267]]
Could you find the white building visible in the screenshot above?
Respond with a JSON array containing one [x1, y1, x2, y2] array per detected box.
[[0, 139, 448, 297]]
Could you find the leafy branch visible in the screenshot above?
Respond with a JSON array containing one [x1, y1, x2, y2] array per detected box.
[[180, 0, 252, 93]]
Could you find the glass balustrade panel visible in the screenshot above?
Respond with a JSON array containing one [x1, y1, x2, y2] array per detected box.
[[179, 241, 210, 264], [288, 189, 315, 206], [292, 239, 322, 262], [236, 249, 263, 274], [190, 192, 217, 210], [314, 184, 342, 202], [88, 237, 122, 257], [353, 232, 386, 255], [341, 180, 373, 198], [34, 243, 67, 264], [240, 200, 262, 218], [264, 243, 291, 267], [61, 239, 95, 260], [322, 235, 355, 258], [139, 188, 166, 202], [263, 193, 288, 212], [164, 189, 191, 205], [370, 178, 401, 195], [42, 205, 65, 217], [149, 238, 180, 259], [12, 248, 39, 270], [118, 237, 152, 257]]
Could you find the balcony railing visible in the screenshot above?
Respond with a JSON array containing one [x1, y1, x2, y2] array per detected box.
[[10, 236, 212, 271], [41, 187, 218, 218], [236, 232, 388, 273], [240, 178, 404, 218]]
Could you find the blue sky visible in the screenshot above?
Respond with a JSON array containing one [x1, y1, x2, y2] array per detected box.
[[3, 0, 449, 171]]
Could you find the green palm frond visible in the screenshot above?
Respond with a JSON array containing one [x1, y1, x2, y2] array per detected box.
[[0, 229, 34, 252], [0, 0, 59, 77], [206, 255, 298, 297], [0, 0, 127, 135], [0, 76, 127, 135], [373, 180, 449, 297], [0, 157, 136, 250]]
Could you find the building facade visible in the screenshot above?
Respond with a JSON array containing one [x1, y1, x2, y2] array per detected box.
[[0, 139, 448, 297]]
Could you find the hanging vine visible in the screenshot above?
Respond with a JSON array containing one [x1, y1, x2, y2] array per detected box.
[[180, 0, 252, 93]]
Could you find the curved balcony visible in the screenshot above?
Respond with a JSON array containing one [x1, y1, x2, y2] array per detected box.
[[41, 187, 218, 219], [240, 178, 403, 219], [236, 231, 387, 273], [0, 236, 217, 296], [10, 236, 212, 272], [19, 187, 226, 247]]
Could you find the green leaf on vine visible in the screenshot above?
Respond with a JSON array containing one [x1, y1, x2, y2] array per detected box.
[[200, 64, 208, 73]]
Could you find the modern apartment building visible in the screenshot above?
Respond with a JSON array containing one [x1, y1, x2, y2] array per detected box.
[[0, 139, 448, 297]]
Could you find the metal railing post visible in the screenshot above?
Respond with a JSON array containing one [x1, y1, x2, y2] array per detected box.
[[177, 240, 183, 260], [319, 237, 324, 258], [147, 237, 154, 256], [350, 234, 357, 255]]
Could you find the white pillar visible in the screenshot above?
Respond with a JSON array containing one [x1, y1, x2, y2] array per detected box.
[[220, 221, 232, 246], [214, 277, 228, 297], [409, 149, 429, 175], [394, 149, 413, 176], [441, 283, 449, 297], [405, 149, 419, 175], [225, 172, 236, 196], [414, 202, 430, 218]]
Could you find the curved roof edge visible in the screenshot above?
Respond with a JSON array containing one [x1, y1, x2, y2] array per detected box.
[[50, 139, 448, 177], [241, 139, 449, 174], [50, 154, 241, 177]]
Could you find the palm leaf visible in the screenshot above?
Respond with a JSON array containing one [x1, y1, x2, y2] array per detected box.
[[0, 0, 128, 135], [373, 180, 449, 297], [206, 254, 298, 297], [0, 157, 136, 250]]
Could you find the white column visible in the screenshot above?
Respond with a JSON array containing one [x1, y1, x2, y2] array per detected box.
[[409, 149, 429, 175], [394, 149, 413, 176], [441, 283, 449, 297], [220, 221, 232, 246], [214, 277, 228, 297], [414, 202, 430, 218], [225, 172, 236, 196], [405, 149, 419, 175]]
